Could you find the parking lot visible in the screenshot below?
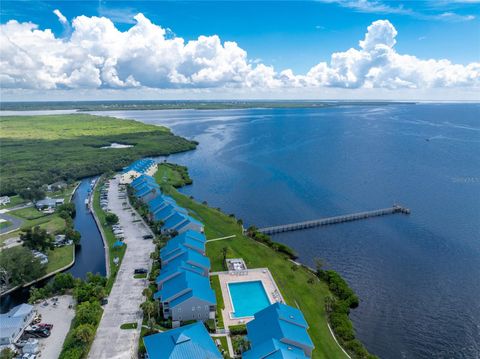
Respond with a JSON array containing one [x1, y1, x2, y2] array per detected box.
[[33, 295, 75, 359], [88, 176, 155, 359]]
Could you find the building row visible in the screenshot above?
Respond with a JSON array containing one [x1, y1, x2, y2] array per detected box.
[[121, 160, 314, 359], [143, 302, 314, 359], [129, 174, 215, 325], [120, 158, 157, 184], [131, 174, 204, 234]]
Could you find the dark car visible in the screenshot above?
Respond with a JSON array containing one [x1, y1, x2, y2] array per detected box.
[[134, 268, 148, 274], [142, 234, 153, 240], [38, 323, 53, 330]]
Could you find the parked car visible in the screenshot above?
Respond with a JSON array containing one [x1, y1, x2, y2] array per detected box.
[[37, 323, 53, 330], [142, 234, 153, 240], [134, 268, 148, 274]]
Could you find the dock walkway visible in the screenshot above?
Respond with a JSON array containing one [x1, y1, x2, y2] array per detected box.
[[258, 205, 410, 235]]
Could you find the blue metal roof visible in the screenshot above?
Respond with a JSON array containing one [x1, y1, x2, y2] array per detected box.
[[156, 261, 205, 285], [122, 159, 156, 174], [243, 338, 309, 359], [176, 215, 203, 230], [135, 184, 160, 199], [162, 246, 210, 272], [163, 211, 189, 230], [143, 322, 222, 359], [147, 195, 175, 213], [159, 270, 215, 306], [131, 174, 156, 189], [160, 231, 206, 257], [153, 203, 187, 222], [245, 303, 314, 357]]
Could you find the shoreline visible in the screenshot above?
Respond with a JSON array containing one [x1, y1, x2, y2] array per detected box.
[[0, 245, 75, 297], [90, 176, 111, 277]]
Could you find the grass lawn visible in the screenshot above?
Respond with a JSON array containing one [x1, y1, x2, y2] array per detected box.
[[92, 177, 126, 294], [0, 114, 196, 195], [9, 206, 46, 220], [120, 322, 138, 330], [210, 275, 225, 329], [216, 336, 231, 358], [160, 183, 348, 359], [1, 195, 26, 209], [45, 244, 74, 273], [0, 221, 12, 229], [0, 213, 66, 245], [154, 163, 192, 188]]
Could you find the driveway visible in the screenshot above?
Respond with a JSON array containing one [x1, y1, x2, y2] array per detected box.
[[88, 176, 155, 359]]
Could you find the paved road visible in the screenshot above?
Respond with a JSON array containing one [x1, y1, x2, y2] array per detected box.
[[0, 212, 24, 234], [88, 176, 155, 359]]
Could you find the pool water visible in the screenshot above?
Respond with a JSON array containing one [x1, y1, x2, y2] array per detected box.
[[228, 281, 271, 318]]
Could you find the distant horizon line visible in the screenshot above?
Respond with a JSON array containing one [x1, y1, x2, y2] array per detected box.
[[1, 99, 479, 104]]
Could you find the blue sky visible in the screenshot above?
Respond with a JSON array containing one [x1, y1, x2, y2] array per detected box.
[[1, 1, 479, 100], [2, 1, 479, 71]]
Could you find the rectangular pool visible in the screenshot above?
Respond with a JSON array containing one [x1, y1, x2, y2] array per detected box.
[[228, 280, 271, 318]]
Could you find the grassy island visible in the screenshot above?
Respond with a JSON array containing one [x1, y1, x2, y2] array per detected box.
[[0, 114, 196, 195], [155, 164, 377, 359]]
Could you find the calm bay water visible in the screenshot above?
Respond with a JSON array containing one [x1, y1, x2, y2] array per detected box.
[[95, 104, 479, 358]]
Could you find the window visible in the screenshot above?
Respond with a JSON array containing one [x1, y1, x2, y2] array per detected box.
[[192, 306, 195, 311], [178, 308, 182, 313], [197, 306, 201, 310]]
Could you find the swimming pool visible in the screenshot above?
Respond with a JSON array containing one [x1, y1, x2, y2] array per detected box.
[[228, 281, 271, 318]]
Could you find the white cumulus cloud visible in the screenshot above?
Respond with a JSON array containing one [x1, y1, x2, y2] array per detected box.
[[53, 9, 68, 25], [0, 14, 478, 92]]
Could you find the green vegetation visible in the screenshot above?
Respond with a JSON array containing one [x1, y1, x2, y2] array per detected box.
[[216, 336, 231, 359], [45, 245, 75, 273], [210, 275, 225, 329], [58, 274, 107, 359], [154, 162, 193, 188], [228, 324, 247, 335], [0, 114, 196, 195], [21, 226, 53, 251], [134, 273, 148, 279], [0, 221, 12, 229], [6, 206, 45, 220], [92, 178, 126, 293], [1, 100, 415, 112], [120, 322, 138, 330], [0, 246, 46, 292], [0, 348, 15, 359], [0, 195, 26, 208], [157, 164, 375, 359]]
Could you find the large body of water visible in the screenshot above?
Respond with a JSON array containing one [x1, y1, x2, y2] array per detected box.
[[91, 104, 480, 359]]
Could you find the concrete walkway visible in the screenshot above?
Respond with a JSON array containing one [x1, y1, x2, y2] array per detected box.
[[88, 176, 155, 359], [206, 234, 236, 242], [211, 333, 235, 358]]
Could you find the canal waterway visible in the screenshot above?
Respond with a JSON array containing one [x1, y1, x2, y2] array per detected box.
[[68, 177, 106, 278], [0, 177, 105, 312]]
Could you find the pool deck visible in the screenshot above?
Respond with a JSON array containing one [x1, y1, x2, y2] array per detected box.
[[214, 268, 285, 328]]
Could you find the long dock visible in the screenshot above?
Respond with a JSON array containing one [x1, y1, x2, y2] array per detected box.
[[258, 205, 410, 235]]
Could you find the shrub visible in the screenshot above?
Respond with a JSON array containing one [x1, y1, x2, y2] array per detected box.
[[229, 324, 247, 335]]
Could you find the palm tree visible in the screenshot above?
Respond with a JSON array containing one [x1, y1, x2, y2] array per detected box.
[[142, 287, 153, 299], [222, 247, 228, 270], [141, 300, 155, 323]]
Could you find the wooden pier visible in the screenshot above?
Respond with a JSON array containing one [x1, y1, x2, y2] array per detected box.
[[258, 205, 410, 235]]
